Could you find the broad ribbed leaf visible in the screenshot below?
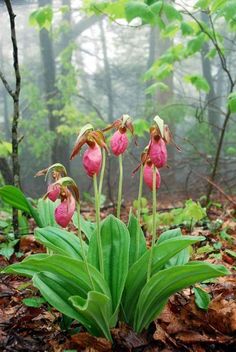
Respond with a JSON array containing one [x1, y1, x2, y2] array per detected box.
[[32, 271, 91, 326], [122, 236, 205, 324], [88, 215, 130, 319], [35, 226, 87, 259], [0, 185, 42, 227], [37, 198, 59, 227], [4, 254, 110, 298], [73, 213, 95, 241], [127, 214, 147, 267], [134, 262, 229, 332], [157, 228, 190, 266], [70, 292, 112, 340]]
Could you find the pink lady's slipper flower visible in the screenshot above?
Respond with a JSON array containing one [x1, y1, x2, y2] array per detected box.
[[47, 177, 79, 228], [70, 124, 108, 177], [110, 130, 129, 156], [103, 114, 134, 156], [36, 166, 79, 228], [83, 143, 102, 177], [143, 162, 161, 190], [149, 137, 167, 169], [55, 190, 76, 228], [47, 183, 61, 202], [35, 163, 67, 201]]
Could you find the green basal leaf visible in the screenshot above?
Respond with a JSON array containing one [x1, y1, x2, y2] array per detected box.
[[127, 214, 147, 267], [35, 226, 86, 259], [0, 186, 42, 227], [88, 215, 130, 321], [157, 228, 190, 266], [73, 213, 95, 241], [4, 254, 111, 298], [32, 271, 91, 324], [70, 292, 113, 340], [37, 198, 60, 227], [122, 235, 205, 325], [134, 262, 229, 332]]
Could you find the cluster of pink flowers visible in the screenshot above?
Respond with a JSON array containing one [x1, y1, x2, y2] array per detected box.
[[37, 116, 171, 228], [143, 128, 168, 191]]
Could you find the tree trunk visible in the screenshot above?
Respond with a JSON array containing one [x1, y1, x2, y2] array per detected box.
[[201, 12, 220, 143], [100, 20, 114, 203], [38, 0, 70, 172]]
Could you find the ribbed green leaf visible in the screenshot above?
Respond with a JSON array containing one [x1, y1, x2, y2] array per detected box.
[[157, 228, 190, 266], [134, 262, 229, 332], [127, 214, 147, 267], [37, 198, 59, 227], [0, 185, 42, 227], [70, 292, 112, 340], [4, 254, 110, 298], [35, 226, 86, 259], [88, 215, 130, 319], [122, 236, 205, 324], [73, 213, 95, 241], [32, 271, 91, 326]]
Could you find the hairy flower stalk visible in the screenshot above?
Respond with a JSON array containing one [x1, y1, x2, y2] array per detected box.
[[70, 124, 108, 277], [77, 202, 95, 289], [147, 165, 157, 282], [117, 154, 123, 218], [137, 163, 144, 224], [105, 115, 134, 218], [93, 174, 104, 276], [98, 148, 106, 197]]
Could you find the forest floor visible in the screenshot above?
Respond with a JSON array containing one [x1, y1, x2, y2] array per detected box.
[[0, 201, 236, 352]]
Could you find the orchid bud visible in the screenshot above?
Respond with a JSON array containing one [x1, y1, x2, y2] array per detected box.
[[47, 183, 61, 202], [83, 143, 102, 177], [110, 130, 129, 156], [143, 164, 161, 190], [149, 138, 167, 169], [55, 194, 76, 228]]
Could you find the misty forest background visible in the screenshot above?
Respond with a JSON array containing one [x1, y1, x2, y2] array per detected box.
[[0, 0, 236, 206]]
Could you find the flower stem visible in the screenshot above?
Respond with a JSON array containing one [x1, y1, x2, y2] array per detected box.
[[93, 174, 104, 276], [137, 163, 144, 224], [117, 154, 123, 219], [77, 203, 95, 289], [147, 165, 157, 282], [98, 148, 106, 197]]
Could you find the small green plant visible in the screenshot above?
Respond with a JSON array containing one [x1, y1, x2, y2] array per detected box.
[[1, 117, 229, 341]]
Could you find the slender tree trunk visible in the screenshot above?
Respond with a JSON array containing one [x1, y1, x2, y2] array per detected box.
[[201, 12, 220, 142], [99, 20, 114, 203], [0, 0, 21, 234], [99, 20, 114, 123]]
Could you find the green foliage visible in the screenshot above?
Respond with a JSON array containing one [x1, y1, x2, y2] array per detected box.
[[144, 199, 207, 231], [3, 213, 229, 340], [29, 6, 53, 30], [23, 296, 47, 308], [0, 239, 19, 260], [193, 286, 211, 310], [227, 92, 236, 113], [185, 75, 210, 92], [0, 141, 12, 158], [0, 186, 42, 227], [133, 119, 150, 137]]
